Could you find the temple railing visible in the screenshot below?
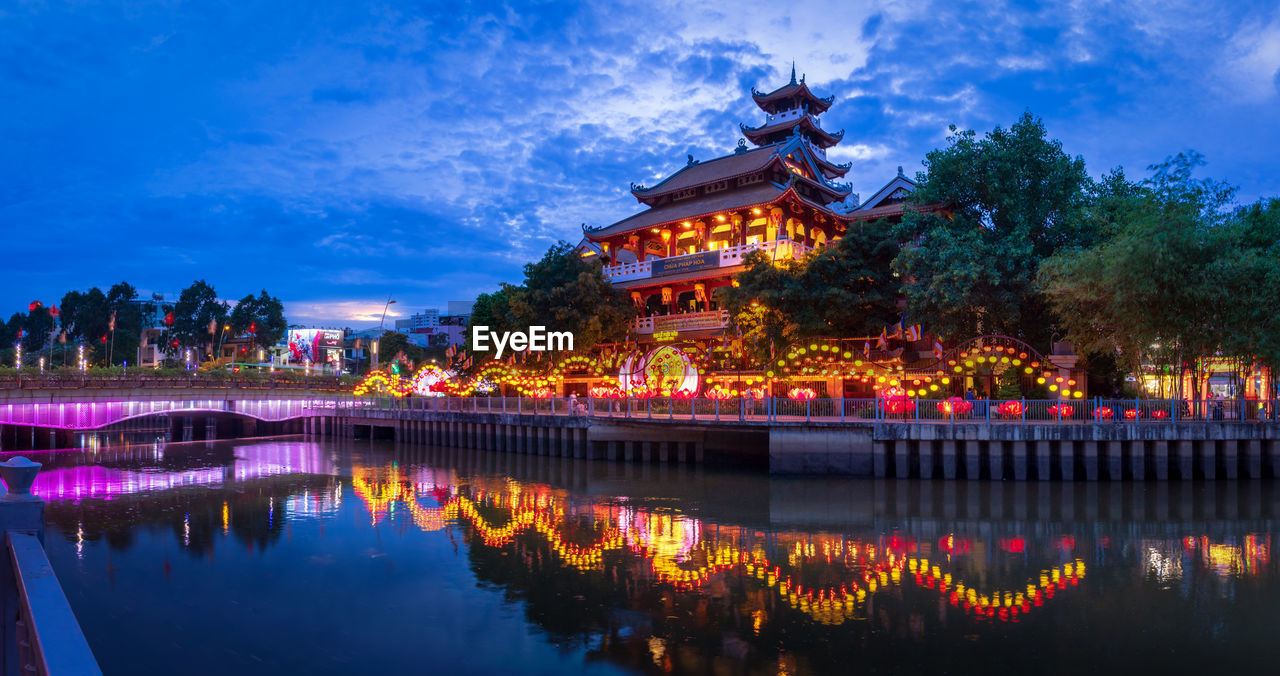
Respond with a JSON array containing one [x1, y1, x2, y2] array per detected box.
[[603, 240, 812, 284]]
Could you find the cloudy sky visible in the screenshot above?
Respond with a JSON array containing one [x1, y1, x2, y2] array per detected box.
[[3, 0, 1278, 328]]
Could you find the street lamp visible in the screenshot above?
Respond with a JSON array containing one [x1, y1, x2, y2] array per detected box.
[[374, 295, 396, 368]]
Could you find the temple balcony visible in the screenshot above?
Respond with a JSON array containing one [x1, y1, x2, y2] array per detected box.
[[632, 309, 730, 335], [603, 239, 812, 286]]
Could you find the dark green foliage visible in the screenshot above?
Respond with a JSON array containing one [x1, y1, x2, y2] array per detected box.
[[229, 290, 288, 352], [894, 113, 1097, 349], [719, 224, 902, 361], [467, 242, 636, 365]]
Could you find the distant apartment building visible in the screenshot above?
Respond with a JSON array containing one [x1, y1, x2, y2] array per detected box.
[[391, 301, 473, 348]]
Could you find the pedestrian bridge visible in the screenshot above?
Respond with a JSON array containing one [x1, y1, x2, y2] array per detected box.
[[0, 398, 335, 430]]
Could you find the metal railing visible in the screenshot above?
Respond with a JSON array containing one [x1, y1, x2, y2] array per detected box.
[[329, 396, 1280, 424]]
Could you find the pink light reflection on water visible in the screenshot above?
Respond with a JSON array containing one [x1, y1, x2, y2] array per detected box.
[[32, 442, 337, 502]]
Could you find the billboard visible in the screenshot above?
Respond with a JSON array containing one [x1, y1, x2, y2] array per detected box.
[[287, 329, 344, 363]]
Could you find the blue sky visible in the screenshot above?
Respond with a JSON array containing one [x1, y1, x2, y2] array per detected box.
[[3, 0, 1278, 328]]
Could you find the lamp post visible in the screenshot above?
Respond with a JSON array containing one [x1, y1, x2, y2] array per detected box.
[[374, 295, 396, 368]]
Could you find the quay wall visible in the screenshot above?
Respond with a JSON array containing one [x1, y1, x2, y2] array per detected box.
[[305, 409, 1280, 481]]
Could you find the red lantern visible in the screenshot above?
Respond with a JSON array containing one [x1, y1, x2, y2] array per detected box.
[[100, 334, 108, 344], [170, 339, 180, 348], [164, 312, 175, 327], [28, 301, 41, 312]]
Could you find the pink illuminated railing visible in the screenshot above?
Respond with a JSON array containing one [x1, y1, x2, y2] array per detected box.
[[0, 398, 332, 430]]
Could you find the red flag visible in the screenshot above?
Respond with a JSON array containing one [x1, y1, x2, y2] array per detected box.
[[164, 312, 175, 327], [170, 339, 180, 348], [48, 305, 60, 318], [16, 329, 24, 339], [28, 301, 40, 312], [249, 321, 257, 334], [100, 334, 108, 344]]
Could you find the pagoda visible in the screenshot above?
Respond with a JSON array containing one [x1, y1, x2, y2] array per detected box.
[[580, 68, 937, 343]]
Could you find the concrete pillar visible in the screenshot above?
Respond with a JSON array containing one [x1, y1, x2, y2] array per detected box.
[[988, 442, 1005, 481], [1060, 442, 1075, 482], [624, 441, 635, 463], [1244, 439, 1262, 479], [894, 440, 911, 479], [918, 440, 935, 480], [1127, 441, 1145, 480], [1081, 442, 1098, 481], [873, 442, 888, 478], [641, 440, 652, 464], [963, 442, 981, 480], [657, 440, 669, 464], [1200, 440, 1217, 481], [677, 442, 688, 464], [1176, 440, 1194, 480], [1010, 441, 1027, 481], [941, 441, 958, 480], [1151, 441, 1168, 480], [1035, 442, 1052, 481], [1106, 441, 1124, 481], [1222, 440, 1238, 480]]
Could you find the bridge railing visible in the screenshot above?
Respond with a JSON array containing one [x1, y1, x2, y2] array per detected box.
[[0, 374, 353, 392], [329, 396, 1280, 424]]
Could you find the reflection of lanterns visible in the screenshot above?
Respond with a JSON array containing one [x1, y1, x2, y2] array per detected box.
[[661, 287, 673, 304]]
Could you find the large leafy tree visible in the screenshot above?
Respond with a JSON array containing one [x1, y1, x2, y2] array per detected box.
[[105, 281, 149, 365], [1038, 153, 1239, 396], [172, 280, 228, 357], [468, 242, 634, 365], [229, 290, 288, 352], [718, 222, 902, 361], [894, 113, 1096, 349]]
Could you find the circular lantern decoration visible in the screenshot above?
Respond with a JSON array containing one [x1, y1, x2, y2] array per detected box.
[[619, 345, 699, 395], [1094, 407, 1114, 420]]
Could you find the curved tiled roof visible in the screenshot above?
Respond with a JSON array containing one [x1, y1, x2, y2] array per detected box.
[[593, 183, 788, 238], [751, 82, 834, 114], [630, 145, 778, 199], [740, 117, 844, 148]]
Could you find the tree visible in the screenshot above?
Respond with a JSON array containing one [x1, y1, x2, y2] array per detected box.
[[61, 287, 109, 350], [893, 113, 1096, 349], [229, 290, 287, 353], [1038, 153, 1237, 398], [468, 242, 635, 365], [105, 281, 147, 366], [172, 280, 228, 358], [718, 224, 902, 361], [19, 302, 55, 354]]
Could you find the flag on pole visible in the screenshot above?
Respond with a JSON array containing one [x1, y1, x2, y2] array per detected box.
[[109, 312, 116, 332], [876, 328, 887, 349], [58, 331, 66, 344], [905, 324, 921, 341], [888, 320, 903, 340], [863, 340, 871, 358], [208, 319, 217, 335], [933, 339, 944, 359]]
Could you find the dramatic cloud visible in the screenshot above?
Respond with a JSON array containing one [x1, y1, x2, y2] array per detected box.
[[2, 0, 1276, 326]]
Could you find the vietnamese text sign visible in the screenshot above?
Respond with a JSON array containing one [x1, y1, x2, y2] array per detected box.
[[651, 250, 720, 277], [653, 312, 726, 333]]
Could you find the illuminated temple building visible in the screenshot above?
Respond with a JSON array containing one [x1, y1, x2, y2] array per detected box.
[[579, 68, 938, 343]]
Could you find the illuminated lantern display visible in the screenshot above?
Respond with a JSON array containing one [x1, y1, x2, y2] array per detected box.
[[1150, 409, 1169, 419], [787, 387, 817, 401], [997, 401, 1025, 418], [353, 369, 412, 397], [1094, 407, 1114, 420], [1125, 409, 1142, 419], [937, 397, 973, 417], [1047, 404, 1074, 418], [410, 364, 453, 396], [618, 345, 699, 395], [880, 387, 915, 414]]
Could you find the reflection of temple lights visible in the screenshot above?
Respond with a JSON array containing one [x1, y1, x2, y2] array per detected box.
[[348, 466, 1089, 626]]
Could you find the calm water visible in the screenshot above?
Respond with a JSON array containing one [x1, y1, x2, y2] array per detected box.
[[28, 436, 1280, 675]]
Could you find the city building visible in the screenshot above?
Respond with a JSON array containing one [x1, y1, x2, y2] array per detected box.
[[390, 302, 473, 348]]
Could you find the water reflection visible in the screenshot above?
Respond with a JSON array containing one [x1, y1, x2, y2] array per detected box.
[[34, 439, 1280, 675]]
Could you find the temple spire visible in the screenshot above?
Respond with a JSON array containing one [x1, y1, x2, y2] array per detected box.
[[789, 61, 797, 85]]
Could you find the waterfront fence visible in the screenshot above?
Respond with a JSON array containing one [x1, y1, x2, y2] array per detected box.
[[333, 395, 1280, 424]]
